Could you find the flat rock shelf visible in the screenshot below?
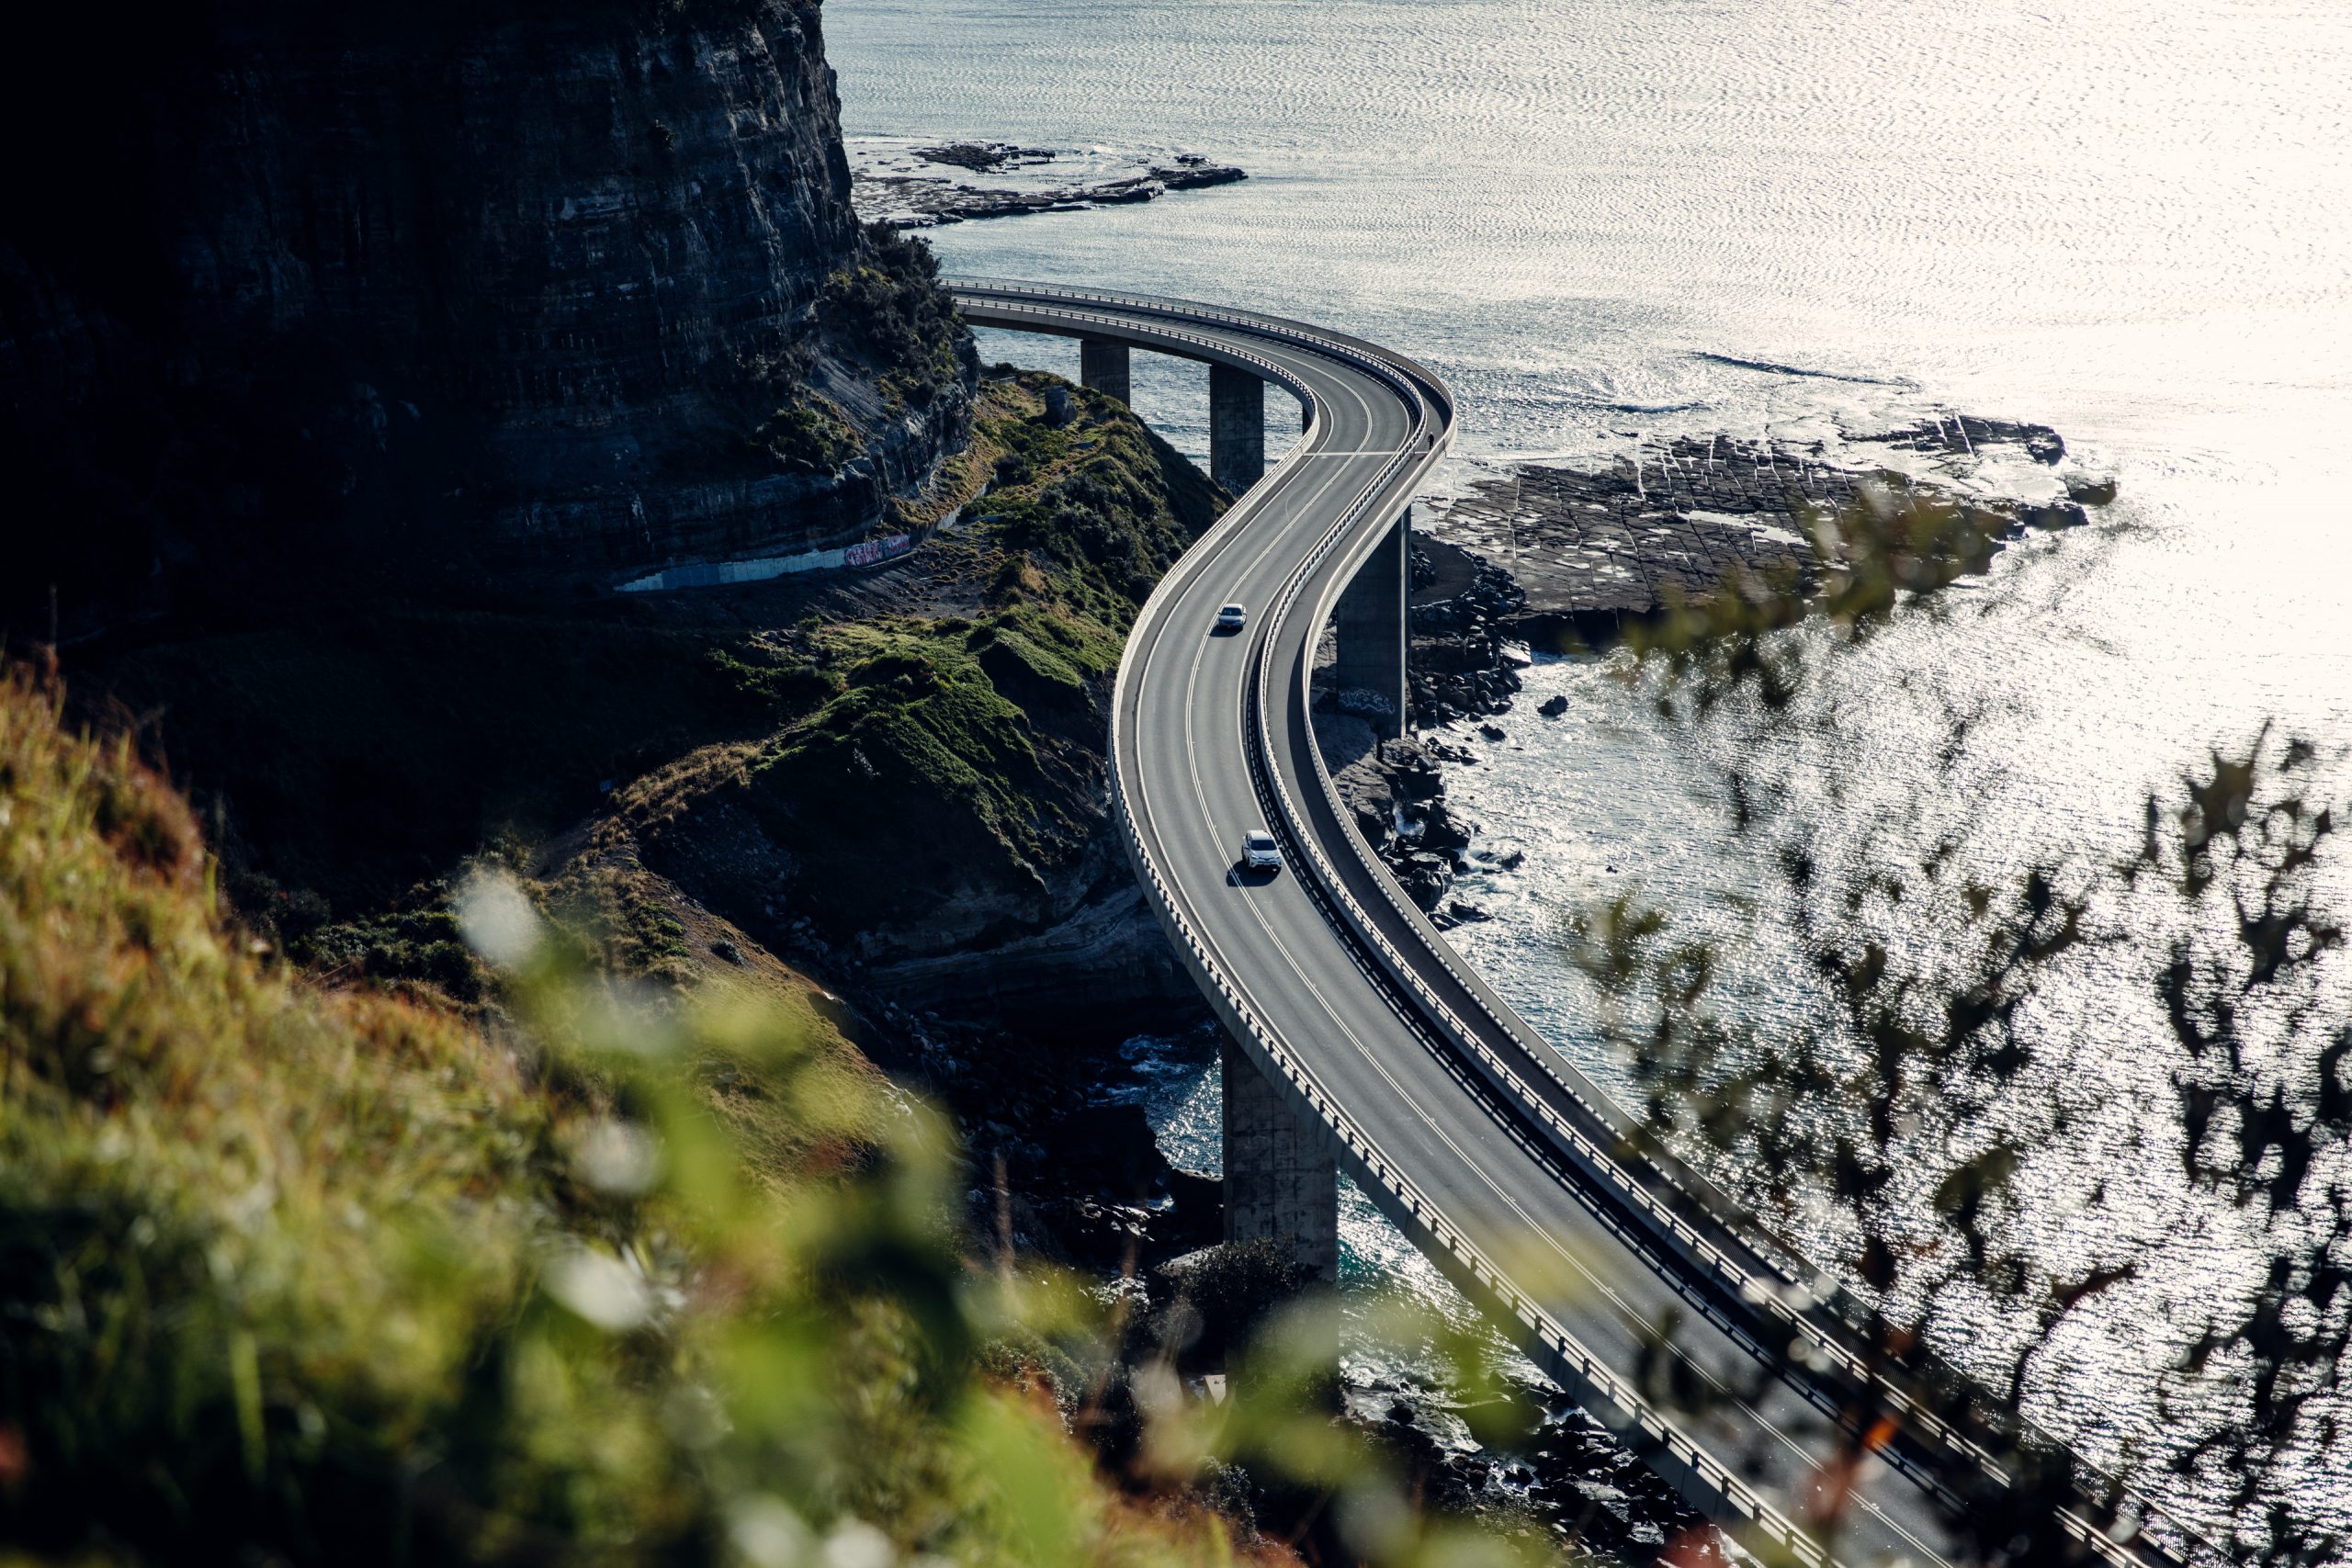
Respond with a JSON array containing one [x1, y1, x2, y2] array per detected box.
[[1429, 419, 2106, 646], [850, 137, 1246, 229]]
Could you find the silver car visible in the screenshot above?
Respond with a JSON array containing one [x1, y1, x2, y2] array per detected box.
[[1241, 829, 1283, 871]]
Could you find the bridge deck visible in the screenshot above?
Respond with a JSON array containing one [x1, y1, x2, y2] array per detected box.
[[954, 281, 2165, 1568]]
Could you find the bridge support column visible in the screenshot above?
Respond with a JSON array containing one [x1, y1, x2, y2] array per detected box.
[[1333, 506, 1410, 739], [1210, 364, 1266, 494], [1223, 1035, 1338, 1280], [1080, 337, 1131, 405]]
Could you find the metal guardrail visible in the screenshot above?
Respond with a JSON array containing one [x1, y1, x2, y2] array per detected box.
[[955, 283, 1851, 1562], [1234, 390, 2188, 1566], [952, 280, 2189, 1568], [1238, 413, 2022, 1532], [1231, 352, 2179, 1565], [1258, 494, 1992, 1447]]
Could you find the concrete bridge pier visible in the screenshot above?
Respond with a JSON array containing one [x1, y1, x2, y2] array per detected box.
[[1222, 1034, 1339, 1280], [1332, 506, 1411, 739], [1209, 364, 1266, 494], [1080, 337, 1131, 404]]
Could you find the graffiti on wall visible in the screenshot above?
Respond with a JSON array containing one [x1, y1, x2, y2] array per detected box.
[[844, 533, 914, 569]]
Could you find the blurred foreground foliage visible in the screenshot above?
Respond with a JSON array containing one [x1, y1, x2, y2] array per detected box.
[[1578, 483, 2351, 1564], [0, 662, 1560, 1567]]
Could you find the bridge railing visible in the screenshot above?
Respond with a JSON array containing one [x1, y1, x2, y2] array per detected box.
[[1222, 329, 2178, 1562], [1248, 449, 2019, 1518], [1078, 408, 1840, 1568], [978, 280, 1849, 1559], [1217, 333, 2184, 1565], [958, 281, 2187, 1568], [954, 277, 1456, 427]]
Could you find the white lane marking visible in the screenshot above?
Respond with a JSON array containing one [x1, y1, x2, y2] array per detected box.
[[1057, 294, 1946, 1562], [1226, 471, 1954, 1568], [1131, 343, 1948, 1568], [1186, 682, 1951, 1566]]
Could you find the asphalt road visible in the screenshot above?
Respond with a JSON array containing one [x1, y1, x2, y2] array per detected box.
[[951, 281, 2161, 1568]]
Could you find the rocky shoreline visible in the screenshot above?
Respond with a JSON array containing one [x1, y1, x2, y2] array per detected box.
[[1255, 417, 2119, 1550], [851, 137, 1247, 229], [1317, 416, 2114, 930], [848, 403, 2116, 1556], [1429, 418, 2114, 649], [1311, 538, 1529, 928]]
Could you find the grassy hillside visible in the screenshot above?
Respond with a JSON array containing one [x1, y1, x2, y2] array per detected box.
[[0, 667, 1288, 1565], [618, 372, 1225, 942], [6, 342, 1593, 1561]]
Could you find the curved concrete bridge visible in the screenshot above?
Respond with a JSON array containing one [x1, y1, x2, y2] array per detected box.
[[951, 280, 2175, 1568]]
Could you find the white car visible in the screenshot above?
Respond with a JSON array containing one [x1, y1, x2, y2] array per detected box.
[[1241, 829, 1283, 871], [1216, 603, 1248, 632]]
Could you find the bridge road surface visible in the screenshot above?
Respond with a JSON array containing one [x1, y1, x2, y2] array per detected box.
[[955, 281, 1997, 1568]]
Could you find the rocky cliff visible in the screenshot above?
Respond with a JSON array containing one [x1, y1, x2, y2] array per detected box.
[[73, 373, 1221, 1041], [603, 372, 1227, 1040], [2, 0, 972, 632]]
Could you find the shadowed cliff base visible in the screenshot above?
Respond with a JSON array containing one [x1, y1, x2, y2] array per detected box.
[[68, 370, 1224, 1037], [61, 366, 1242, 1352]]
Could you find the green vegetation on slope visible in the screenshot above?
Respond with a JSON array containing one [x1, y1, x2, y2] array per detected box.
[[752, 395, 864, 476], [72, 371, 1218, 958], [616, 370, 1226, 940], [0, 668, 1566, 1567], [729, 223, 976, 480], [822, 223, 975, 415], [0, 668, 1230, 1563]]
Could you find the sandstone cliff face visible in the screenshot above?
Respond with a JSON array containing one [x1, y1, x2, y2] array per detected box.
[[2, 0, 972, 628]]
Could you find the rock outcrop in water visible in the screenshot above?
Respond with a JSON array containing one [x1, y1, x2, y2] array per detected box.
[[1429, 423, 2110, 647], [851, 138, 1248, 229], [1310, 538, 1532, 927], [2, 0, 974, 634]]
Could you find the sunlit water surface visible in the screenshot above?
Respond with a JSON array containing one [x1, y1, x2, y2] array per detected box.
[[830, 0, 2352, 1536]]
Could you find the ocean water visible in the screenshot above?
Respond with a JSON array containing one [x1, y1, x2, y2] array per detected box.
[[828, 0, 2352, 1538]]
